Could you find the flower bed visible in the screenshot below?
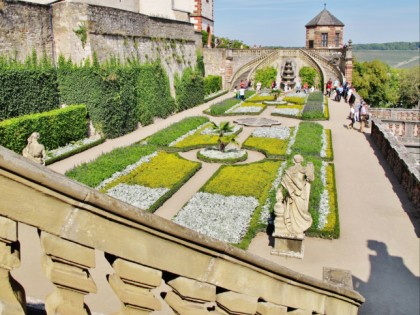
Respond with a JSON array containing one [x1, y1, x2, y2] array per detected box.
[[204, 90, 228, 102], [168, 122, 242, 151], [196, 160, 283, 248], [242, 126, 293, 159], [224, 102, 266, 115], [271, 104, 304, 118], [307, 161, 339, 238], [320, 129, 334, 161], [283, 94, 307, 105], [174, 192, 259, 243], [246, 94, 277, 103], [45, 135, 105, 165], [197, 148, 247, 164], [289, 122, 323, 157], [204, 90, 256, 116], [145, 116, 209, 146], [66, 144, 157, 188], [264, 100, 287, 105], [100, 151, 201, 212], [301, 92, 327, 120]]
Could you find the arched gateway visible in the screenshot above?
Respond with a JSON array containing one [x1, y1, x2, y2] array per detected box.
[[203, 6, 353, 91]]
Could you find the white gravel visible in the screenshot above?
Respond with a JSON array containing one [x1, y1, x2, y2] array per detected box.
[[286, 124, 299, 155], [317, 161, 330, 229], [46, 135, 102, 159], [107, 184, 169, 210], [228, 106, 263, 114], [200, 125, 241, 135], [199, 148, 246, 160], [251, 126, 291, 139], [272, 108, 300, 116], [174, 192, 259, 244]]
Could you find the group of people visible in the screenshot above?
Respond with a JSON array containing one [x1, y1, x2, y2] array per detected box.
[[233, 79, 252, 100], [326, 77, 371, 133]]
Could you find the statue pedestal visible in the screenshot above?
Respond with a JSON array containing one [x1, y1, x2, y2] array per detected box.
[[271, 234, 304, 259]]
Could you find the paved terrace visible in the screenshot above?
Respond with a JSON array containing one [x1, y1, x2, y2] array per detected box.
[[32, 92, 419, 314]]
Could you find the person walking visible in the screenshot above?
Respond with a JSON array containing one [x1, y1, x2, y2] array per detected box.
[[326, 78, 332, 97], [348, 105, 355, 129], [256, 81, 262, 94], [239, 86, 245, 101], [295, 80, 301, 93]]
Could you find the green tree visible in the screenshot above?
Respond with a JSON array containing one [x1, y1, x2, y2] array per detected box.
[[352, 60, 399, 107], [398, 66, 420, 108], [299, 67, 318, 88], [211, 121, 238, 152], [254, 66, 277, 89]]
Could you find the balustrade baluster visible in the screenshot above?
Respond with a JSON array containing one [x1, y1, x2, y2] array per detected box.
[[216, 291, 258, 315], [40, 232, 97, 315], [256, 301, 287, 315], [0, 216, 26, 315], [106, 255, 162, 314], [164, 276, 216, 314]]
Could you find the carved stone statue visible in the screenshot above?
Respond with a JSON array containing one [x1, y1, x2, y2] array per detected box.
[[273, 155, 314, 238], [22, 132, 46, 165]]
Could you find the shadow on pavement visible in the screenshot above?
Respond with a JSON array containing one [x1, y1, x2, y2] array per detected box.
[[353, 240, 420, 315], [364, 133, 420, 237]]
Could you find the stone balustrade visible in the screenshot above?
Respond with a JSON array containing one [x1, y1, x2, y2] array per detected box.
[[0, 146, 364, 314], [371, 118, 420, 209]]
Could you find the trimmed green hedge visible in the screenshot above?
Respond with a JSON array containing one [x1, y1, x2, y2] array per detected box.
[[0, 105, 87, 153], [0, 68, 59, 121], [175, 67, 204, 111], [204, 75, 222, 96]]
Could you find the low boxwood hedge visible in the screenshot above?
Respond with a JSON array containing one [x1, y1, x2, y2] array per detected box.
[[0, 104, 87, 153]]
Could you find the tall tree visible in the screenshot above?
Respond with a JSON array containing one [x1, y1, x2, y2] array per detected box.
[[352, 60, 399, 107], [398, 66, 420, 108], [299, 67, 318, 88]]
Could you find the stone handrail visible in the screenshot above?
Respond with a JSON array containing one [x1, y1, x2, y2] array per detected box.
[[369, 108, 420, 143], [298, 49, 326, 84], [228, 51, 277, 89], [0, 146, 364, 314], [246, 50, 281, 82], [300, 49, 344, 83], [370, 119, 420, 209]]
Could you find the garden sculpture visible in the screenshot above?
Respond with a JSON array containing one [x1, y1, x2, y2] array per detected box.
[[273, 155, 314, 238], [22, 132, 46, 165]]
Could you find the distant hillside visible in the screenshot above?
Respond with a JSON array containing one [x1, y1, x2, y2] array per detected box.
[[353, 50, 419, 69], [353, 42, 419, 50]]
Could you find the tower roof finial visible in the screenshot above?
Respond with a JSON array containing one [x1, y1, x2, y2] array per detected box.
[[324, 3, 327, 9]]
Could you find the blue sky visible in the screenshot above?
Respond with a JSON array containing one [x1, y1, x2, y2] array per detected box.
[[214, 0, 420, 47]]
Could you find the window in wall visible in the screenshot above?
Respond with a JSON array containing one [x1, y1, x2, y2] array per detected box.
[[335, 33, 340, 47], [321, 33, 328, 47], [309, 40, 314, 49]]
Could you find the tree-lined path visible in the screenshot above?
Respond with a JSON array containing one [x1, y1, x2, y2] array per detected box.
[[44, 92, 420, 314]]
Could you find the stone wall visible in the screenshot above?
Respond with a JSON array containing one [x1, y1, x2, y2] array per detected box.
[[371, 118, 420, 209], [0, 0, 53, 60], [1, 1, 199, 93]]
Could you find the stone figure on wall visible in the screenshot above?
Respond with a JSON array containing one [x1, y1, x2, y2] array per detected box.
[[274, 155, 314, 238], [22, 132, 46, 165]]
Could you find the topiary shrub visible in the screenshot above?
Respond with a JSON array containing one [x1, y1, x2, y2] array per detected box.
[[0, 104, 87, 153]]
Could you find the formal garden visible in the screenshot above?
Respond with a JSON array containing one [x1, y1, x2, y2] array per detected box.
[[0, 52, 339, 250]]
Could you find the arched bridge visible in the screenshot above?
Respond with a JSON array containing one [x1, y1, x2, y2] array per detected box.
[[203, 47, 350, 90]]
